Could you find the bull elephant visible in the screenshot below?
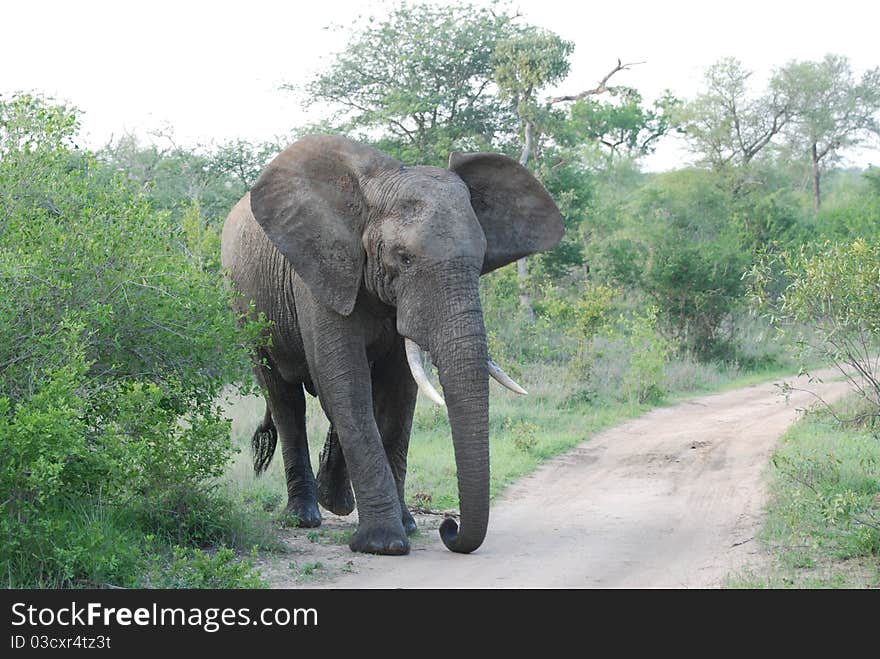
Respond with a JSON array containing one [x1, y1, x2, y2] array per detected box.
[[220, 134, 563, 555]]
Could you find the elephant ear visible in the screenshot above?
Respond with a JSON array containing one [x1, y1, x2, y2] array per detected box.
[[250, 135, 391, 316], [449, 152, 564, 274]]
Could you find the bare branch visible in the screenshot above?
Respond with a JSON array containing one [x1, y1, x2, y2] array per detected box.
[[547, 59, 645, 104], [408, 506, 460, 518]]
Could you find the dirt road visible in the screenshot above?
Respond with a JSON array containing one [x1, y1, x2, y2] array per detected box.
[[268, 373, 849, 588]]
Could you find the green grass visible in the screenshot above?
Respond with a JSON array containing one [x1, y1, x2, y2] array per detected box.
[[728, 395, 880, 588], [290, 560, 325, 583], [1, 498, 146, 589], [148, 546, 267, 589]]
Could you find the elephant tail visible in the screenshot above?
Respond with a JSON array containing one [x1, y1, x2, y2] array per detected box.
[[252, 404, 277, 476], [315, 427, 355, 516]]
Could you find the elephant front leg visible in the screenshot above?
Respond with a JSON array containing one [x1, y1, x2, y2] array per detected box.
[[326, 403, 409, 555], [298, 294, 408, 555], [372, 337, 419, 535], [312, 360, 409, 554]]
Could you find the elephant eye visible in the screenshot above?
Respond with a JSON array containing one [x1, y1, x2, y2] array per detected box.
[[399, 253, 412, 267]]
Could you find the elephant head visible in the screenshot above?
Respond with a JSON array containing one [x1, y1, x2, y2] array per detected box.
[[248, 134, 563, 553]]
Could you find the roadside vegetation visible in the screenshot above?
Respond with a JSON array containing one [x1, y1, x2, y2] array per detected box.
[[2, 0, 878, 587], [0, 94, 274, 588], [730, 396, 880, 588], [733, 188, 880, 588]]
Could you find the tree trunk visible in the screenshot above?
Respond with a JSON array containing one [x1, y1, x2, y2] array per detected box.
[[812, 142, 821, 212], [520, 118, 534, 167], [517, 119, 535, 321]]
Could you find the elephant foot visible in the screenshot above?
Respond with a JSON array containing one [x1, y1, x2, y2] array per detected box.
[[402, 507, 418, 536], [349, 522, 410, 555], [316, 428, 356, 516], [285, 498, 322, 528]]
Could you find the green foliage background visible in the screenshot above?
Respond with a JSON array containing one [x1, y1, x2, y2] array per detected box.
[[0, 93, 267, 587]]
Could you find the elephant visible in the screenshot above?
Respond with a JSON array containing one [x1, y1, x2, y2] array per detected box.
[[220, 134, 563, 555]]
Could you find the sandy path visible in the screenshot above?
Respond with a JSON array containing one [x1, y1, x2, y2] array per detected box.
[[293, 373, 848, 589]]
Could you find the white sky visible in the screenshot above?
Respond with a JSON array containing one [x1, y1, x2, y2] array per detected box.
[[2, 0, 879, 170]]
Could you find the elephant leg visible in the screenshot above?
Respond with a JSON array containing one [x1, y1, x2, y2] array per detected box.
[[261, 367, 321, 528], [372, 337, 419, 535], [314, 385, 408, 554], [295, 290, 407, 555], [315, 425, 355, 516]]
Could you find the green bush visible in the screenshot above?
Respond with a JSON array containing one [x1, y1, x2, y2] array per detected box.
[[587, 168, 755, 360], [482, 265, 576, 366], [641, 231, 748, 360], [503, 418, 539, 453], [748, 238, 880, 428], [0, 93, 265, 587], [568, 305, 671, 405], [148, 546, 266, 589], [620, 307, 672, 403], [574, 283, 617, 339]]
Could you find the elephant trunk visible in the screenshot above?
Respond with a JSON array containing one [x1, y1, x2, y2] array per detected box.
[[431, 290, 490, 554]]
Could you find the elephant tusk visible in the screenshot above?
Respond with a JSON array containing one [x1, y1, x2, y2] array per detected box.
[[405, 338, 446, 407], [487, 359, 528, 395]]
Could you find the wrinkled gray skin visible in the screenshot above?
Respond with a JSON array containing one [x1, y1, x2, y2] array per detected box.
[[221, 134, 563, 555]]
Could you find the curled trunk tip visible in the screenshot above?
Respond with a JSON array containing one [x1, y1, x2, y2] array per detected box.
[[439, 517, 486, 554]]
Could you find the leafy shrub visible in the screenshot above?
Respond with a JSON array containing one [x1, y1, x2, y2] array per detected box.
[[558, 388, 594, 409], [0, 93, 265, 587], [569, 305, 671, 404], [641, 233, 748, 360], [503, 418, 539, 453], [413, 401, 449, 432], [620, 307, 672, 403], [149, 546, 266, 589], [574, 283, 617, 339], [748, 238, 880, 429], [482, 265, 575, 367], [590, 168, 756, 361]]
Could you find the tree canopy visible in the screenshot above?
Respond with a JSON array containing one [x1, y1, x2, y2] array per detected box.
[[681, 57, 792, 170], [299, 1, 519, 164], [776, 55, 880, 208]]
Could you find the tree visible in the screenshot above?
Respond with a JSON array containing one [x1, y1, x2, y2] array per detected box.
[[775, 55, 880, 210], [100, 134, 278, 224], [682, 57, 792, 171], [0, 93, 80, 224], [0, 92, 78, 154], [100, 132, 208, 210], [492, 26, 573, 317], [297, 1, 519, 165], [492, 26, 573, 167], [562, 88, 682, 162], [623, 170, 750, 359]]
